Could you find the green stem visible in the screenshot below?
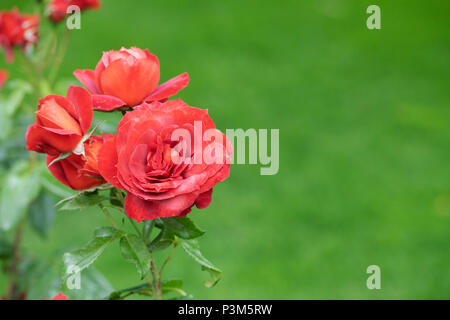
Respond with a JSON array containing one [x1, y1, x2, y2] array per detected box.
[[149, 252, 162, 299], [128, 217, 142, 237], [49, 28, 71, 86], [99, 205, 118, 229]]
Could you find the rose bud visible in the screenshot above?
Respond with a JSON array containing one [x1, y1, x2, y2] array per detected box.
[[46, 135, 112, 190], [26, 86, 93, 156], [0, 9, 39, 63], [48, 0, 101, 23], [45, 292, 68, 300], [74, 47, 190, 111], [98, 99, 232, 222], [0, 69, 8, 91], [21, 14, 39, 48]]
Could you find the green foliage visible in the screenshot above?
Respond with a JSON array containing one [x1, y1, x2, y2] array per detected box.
[[0, 161, 43, 231], [181, 240, 222, 288], [161, 216, 205, 240], [63, 227, 123, 278], [0, 80, 32, 141], [120, 234, 151, 279], [57, 190, 109, 211], [29, 191, 57, 237], [0, 231, 12, 259], [161, 279, 187, 297], [148, 226, 176, 252], [64, 268, 114, 300], [17, 258, 62, 300]]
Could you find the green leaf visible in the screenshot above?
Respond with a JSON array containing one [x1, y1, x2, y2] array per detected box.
[[181, 240, 222, 288], [63, 227, 122, 278], [161, 279, 187, 297], [0, 231, 12, 259], [64, 268, 114, 300], [108, 283, 151, 300], [17, 258, 62, 300], [57, 191, 108, 211], [29, 191, 57, 237], [120, 234, 151, 279], [0, 161, 43, 231], [47, 152, 71, 167], [0, 80, 31, 141], [148, 227, 176, 252], [109, 188, 124, 207], [40, 170, 73, 199], [162, 216, 205, 239]]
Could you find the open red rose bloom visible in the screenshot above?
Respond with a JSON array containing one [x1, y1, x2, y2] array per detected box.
[[74, 47, 190, 111], [0, 8, 39, 63], [98, 99, 232, 222]]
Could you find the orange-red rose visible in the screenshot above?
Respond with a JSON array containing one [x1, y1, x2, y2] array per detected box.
[[48, 0, 101, 22], [26, 86, 93, 155], [74, 47, 189, 111], [98, 99, 231, 222], [47, 134, 111, 190]]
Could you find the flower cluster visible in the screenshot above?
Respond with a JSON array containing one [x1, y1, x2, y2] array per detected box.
[[26, 47, 231, 222], [0, 8, 39, 63], [47, 0, 101, 23]]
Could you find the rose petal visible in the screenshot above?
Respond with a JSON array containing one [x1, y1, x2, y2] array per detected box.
[[99, 57, 160, 106], [124, 192, 199, 222], [195, 188, 213, 209], [97, 135, 123, 189], [66, 86, 93, 135], [73, 69, 99, 94], [145, 72, 190, 102]]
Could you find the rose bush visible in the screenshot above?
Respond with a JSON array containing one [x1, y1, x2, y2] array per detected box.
[[98, 99, 232, 222], [26, 86, 93, 155], [74, 47, 189, 111]]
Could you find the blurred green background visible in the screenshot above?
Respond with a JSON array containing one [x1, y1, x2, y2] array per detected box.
[[1, 0, 449, 299]]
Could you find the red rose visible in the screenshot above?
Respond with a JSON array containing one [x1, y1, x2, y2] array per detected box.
[[0, 69, 8, 91], [47, 135, 111, 190], [74, 47, 189, 111], [0, 9, 39, 63], [26, 86, 93, 156], [46, 292, 68, 300], [48, 0, 101, 22], [98, 99, 231, 222]]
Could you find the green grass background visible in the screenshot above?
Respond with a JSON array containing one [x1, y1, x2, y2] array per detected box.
[[1, 0, 449, 299]]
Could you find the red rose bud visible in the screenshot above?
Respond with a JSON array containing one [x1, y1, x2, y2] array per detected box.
[[98, 99, 231, 222], [45, 292, 68, 300], [26, 86, 93, 155], [48, 0, 101, 23], [74, 47, 190, 111], [46, 135, 112, 190], [0, 9, 39, 63], [0, 69, 8, 91]]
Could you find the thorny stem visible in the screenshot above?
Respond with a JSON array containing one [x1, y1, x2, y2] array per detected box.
[[158, 243, 177, 290], [149, 252, 162, 299]]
